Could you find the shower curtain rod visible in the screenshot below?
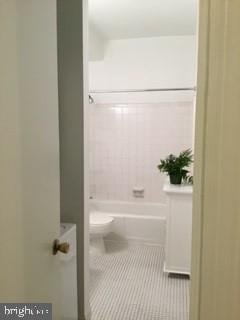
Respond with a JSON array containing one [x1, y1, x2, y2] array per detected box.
[[89, 87, 196, 94]]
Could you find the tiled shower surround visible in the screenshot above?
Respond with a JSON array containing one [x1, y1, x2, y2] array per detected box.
[[89, 102, 193, 203]]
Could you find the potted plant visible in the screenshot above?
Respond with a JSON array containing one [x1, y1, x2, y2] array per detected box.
[[157, 149, 193, 185]]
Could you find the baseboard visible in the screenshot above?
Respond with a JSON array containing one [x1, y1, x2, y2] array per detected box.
[[163, 262, 190, 276]]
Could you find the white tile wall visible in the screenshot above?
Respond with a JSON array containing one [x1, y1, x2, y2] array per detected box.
[[89, 102, 193, 204]]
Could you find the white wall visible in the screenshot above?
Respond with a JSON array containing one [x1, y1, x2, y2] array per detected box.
[[89, 35, 196, 205], [89, 23, 106, 61], [89, 36, 196, 90], [89, 102, 193, 204], [58, 0, 91, 318]]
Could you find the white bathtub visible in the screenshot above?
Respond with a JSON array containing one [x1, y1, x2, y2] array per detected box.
[[90, 200, 167, 246]]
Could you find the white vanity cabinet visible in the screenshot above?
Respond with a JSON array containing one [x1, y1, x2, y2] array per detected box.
[[163, 182, 193, 275]]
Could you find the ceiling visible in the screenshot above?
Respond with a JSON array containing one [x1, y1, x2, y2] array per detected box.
[[89, 0, 198, 40]]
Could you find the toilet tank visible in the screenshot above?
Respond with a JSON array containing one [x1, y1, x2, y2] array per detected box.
[[60, 223, 78, 320]]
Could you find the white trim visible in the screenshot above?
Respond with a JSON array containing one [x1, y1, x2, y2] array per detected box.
[[83, 0, 91, 318], [164, 263, 191, 276], [190, 0, 209, 319]]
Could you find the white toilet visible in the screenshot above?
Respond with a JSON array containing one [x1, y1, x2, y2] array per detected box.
[[89, 212, 114, 254]]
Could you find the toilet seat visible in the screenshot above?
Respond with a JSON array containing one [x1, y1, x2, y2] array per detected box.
[[90, 212, 114, 226]]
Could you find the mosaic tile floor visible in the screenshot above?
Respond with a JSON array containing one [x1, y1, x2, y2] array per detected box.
[[90, 241, 189, 320]]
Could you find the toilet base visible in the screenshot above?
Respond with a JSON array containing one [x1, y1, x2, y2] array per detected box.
[[90, 236, 106, 255]]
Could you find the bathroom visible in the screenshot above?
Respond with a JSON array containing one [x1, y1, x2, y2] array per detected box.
[[2, 1, 239, 319], [88, 0, 197, 319]]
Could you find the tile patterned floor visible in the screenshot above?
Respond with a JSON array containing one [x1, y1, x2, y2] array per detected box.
[[90, 241, 189, 320]]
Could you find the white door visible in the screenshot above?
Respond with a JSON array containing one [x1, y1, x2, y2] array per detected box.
[[0, 1, 61, 318], [191, 0, 240, 319]]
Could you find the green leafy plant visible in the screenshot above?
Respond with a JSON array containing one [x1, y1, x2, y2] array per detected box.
[[157, 149, 193, 185]]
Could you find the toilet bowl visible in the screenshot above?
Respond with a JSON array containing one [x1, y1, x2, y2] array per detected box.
[[90, 212, 114, 254]]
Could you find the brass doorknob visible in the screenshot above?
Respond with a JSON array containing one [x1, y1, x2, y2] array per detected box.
[[53, 239, 70, 255]]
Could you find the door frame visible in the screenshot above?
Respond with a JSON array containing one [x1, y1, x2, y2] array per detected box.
[[191, 0, 240, 318], [83, 0, 91, 318], [189, 0, 209, 319]]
